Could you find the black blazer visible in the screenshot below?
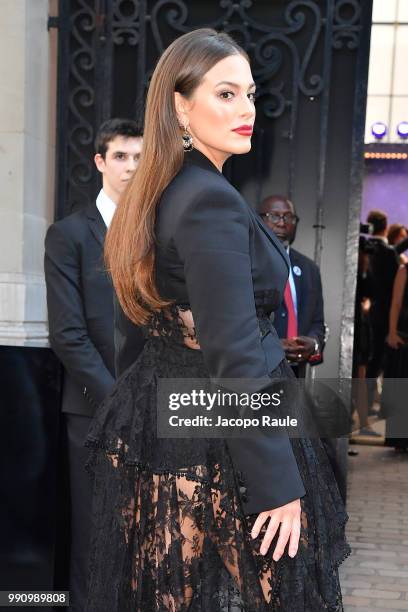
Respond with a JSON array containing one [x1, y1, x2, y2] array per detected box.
[[113, 293, 147, 377], [274, 247, 325, 357], [115, 148, 306, 514], [44, 203, 144, 417], [367, 237, 399, 322]]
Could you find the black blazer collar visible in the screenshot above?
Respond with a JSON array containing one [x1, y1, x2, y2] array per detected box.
[[184, 149, 290, 272], [182, 148, 222, 175], [86, 202, 106, 246]]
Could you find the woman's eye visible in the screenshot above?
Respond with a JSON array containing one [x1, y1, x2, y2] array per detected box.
[[219, 91, 234, 99], [218, 91, 256, 102]]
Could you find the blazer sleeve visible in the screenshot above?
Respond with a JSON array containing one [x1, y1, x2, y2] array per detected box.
[[44, 223, 115, 405], [113, 293, 146, 378], [174, 185, 306, 514]]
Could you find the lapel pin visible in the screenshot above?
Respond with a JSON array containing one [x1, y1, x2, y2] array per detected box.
[[293, 265, 302, 276]]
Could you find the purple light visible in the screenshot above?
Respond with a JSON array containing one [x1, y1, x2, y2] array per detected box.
[[397, 121, 408, 139], [371, 122, 387, 139]]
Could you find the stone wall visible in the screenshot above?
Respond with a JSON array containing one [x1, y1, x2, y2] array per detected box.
[[0, 0, 57, 346]]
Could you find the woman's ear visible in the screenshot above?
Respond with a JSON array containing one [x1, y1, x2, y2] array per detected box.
[[174, 91, 188, 128]]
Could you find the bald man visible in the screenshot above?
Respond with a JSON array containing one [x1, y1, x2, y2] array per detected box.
[[258, 195, 325, 377]]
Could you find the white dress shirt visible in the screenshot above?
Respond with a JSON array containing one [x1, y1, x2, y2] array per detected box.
[[286, 246, 298, 317], [96, 189, 117, 228]]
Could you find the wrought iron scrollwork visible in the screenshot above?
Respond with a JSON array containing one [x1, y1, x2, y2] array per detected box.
[[67, 1, 96, 209], [333, 0, 362, 49], [285, 2, 324, 97], [112, 0, 140, 46], [147, 0, 329, 122], [57, 0, 366, 213], [151, 1, 190, 53]]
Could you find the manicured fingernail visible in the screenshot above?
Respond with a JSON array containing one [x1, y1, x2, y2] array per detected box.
[[289, 549, 296, 557], [260, 546, 267, 555], [251, 530, 257, 539]]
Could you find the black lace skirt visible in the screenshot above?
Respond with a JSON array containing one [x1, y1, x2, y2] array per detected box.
[[85, 336, 350, 611]]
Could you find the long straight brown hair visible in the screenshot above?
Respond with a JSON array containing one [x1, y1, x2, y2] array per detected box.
[[105, 28, 248, 325]]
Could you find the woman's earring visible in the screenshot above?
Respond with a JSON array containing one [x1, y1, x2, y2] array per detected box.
[[182, 124, 194, 152]]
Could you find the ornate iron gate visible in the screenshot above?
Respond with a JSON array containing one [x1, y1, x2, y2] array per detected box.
[[53, 1, 372, 256]]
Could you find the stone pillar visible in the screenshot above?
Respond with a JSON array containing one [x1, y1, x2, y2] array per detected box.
[[0, 0, 57, 347]]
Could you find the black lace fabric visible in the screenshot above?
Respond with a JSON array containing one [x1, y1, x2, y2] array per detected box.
[[85, 300, 350, 611]]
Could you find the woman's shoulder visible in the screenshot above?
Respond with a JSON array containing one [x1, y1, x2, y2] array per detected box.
[[156, 163, 251, 245], [163, 162, 247, 215]]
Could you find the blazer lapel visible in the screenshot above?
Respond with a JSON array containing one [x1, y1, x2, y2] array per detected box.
[[86, 203, 107, 247]]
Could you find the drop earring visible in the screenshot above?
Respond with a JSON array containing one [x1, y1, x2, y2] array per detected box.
[[182, 124, 194, 152]]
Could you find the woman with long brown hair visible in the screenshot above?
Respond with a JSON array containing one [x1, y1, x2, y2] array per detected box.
[[85, 29, 350, 611]]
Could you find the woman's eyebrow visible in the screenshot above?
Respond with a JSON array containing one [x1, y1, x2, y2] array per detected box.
[[215, 80, 256, 89]]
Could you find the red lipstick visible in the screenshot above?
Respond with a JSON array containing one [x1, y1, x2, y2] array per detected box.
[[232, 125, 253, 136]]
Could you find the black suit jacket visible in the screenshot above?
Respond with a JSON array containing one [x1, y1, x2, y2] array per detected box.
[[115, 148, 306, 514], [44, 203, 144, 416], [113, 293, 146, 377], [367, 237, 399, 325], [274, 247, 325, 358]]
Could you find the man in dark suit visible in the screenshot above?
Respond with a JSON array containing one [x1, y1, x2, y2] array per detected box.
[[257, 195, 351, 500], [44, 118, 144, 611], [365, 209, 399, 410], [258, 195, 325, 378]]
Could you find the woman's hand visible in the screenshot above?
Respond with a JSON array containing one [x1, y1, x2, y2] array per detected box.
[[251, 498, 301, 561], [386, 330, 404, 349]]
